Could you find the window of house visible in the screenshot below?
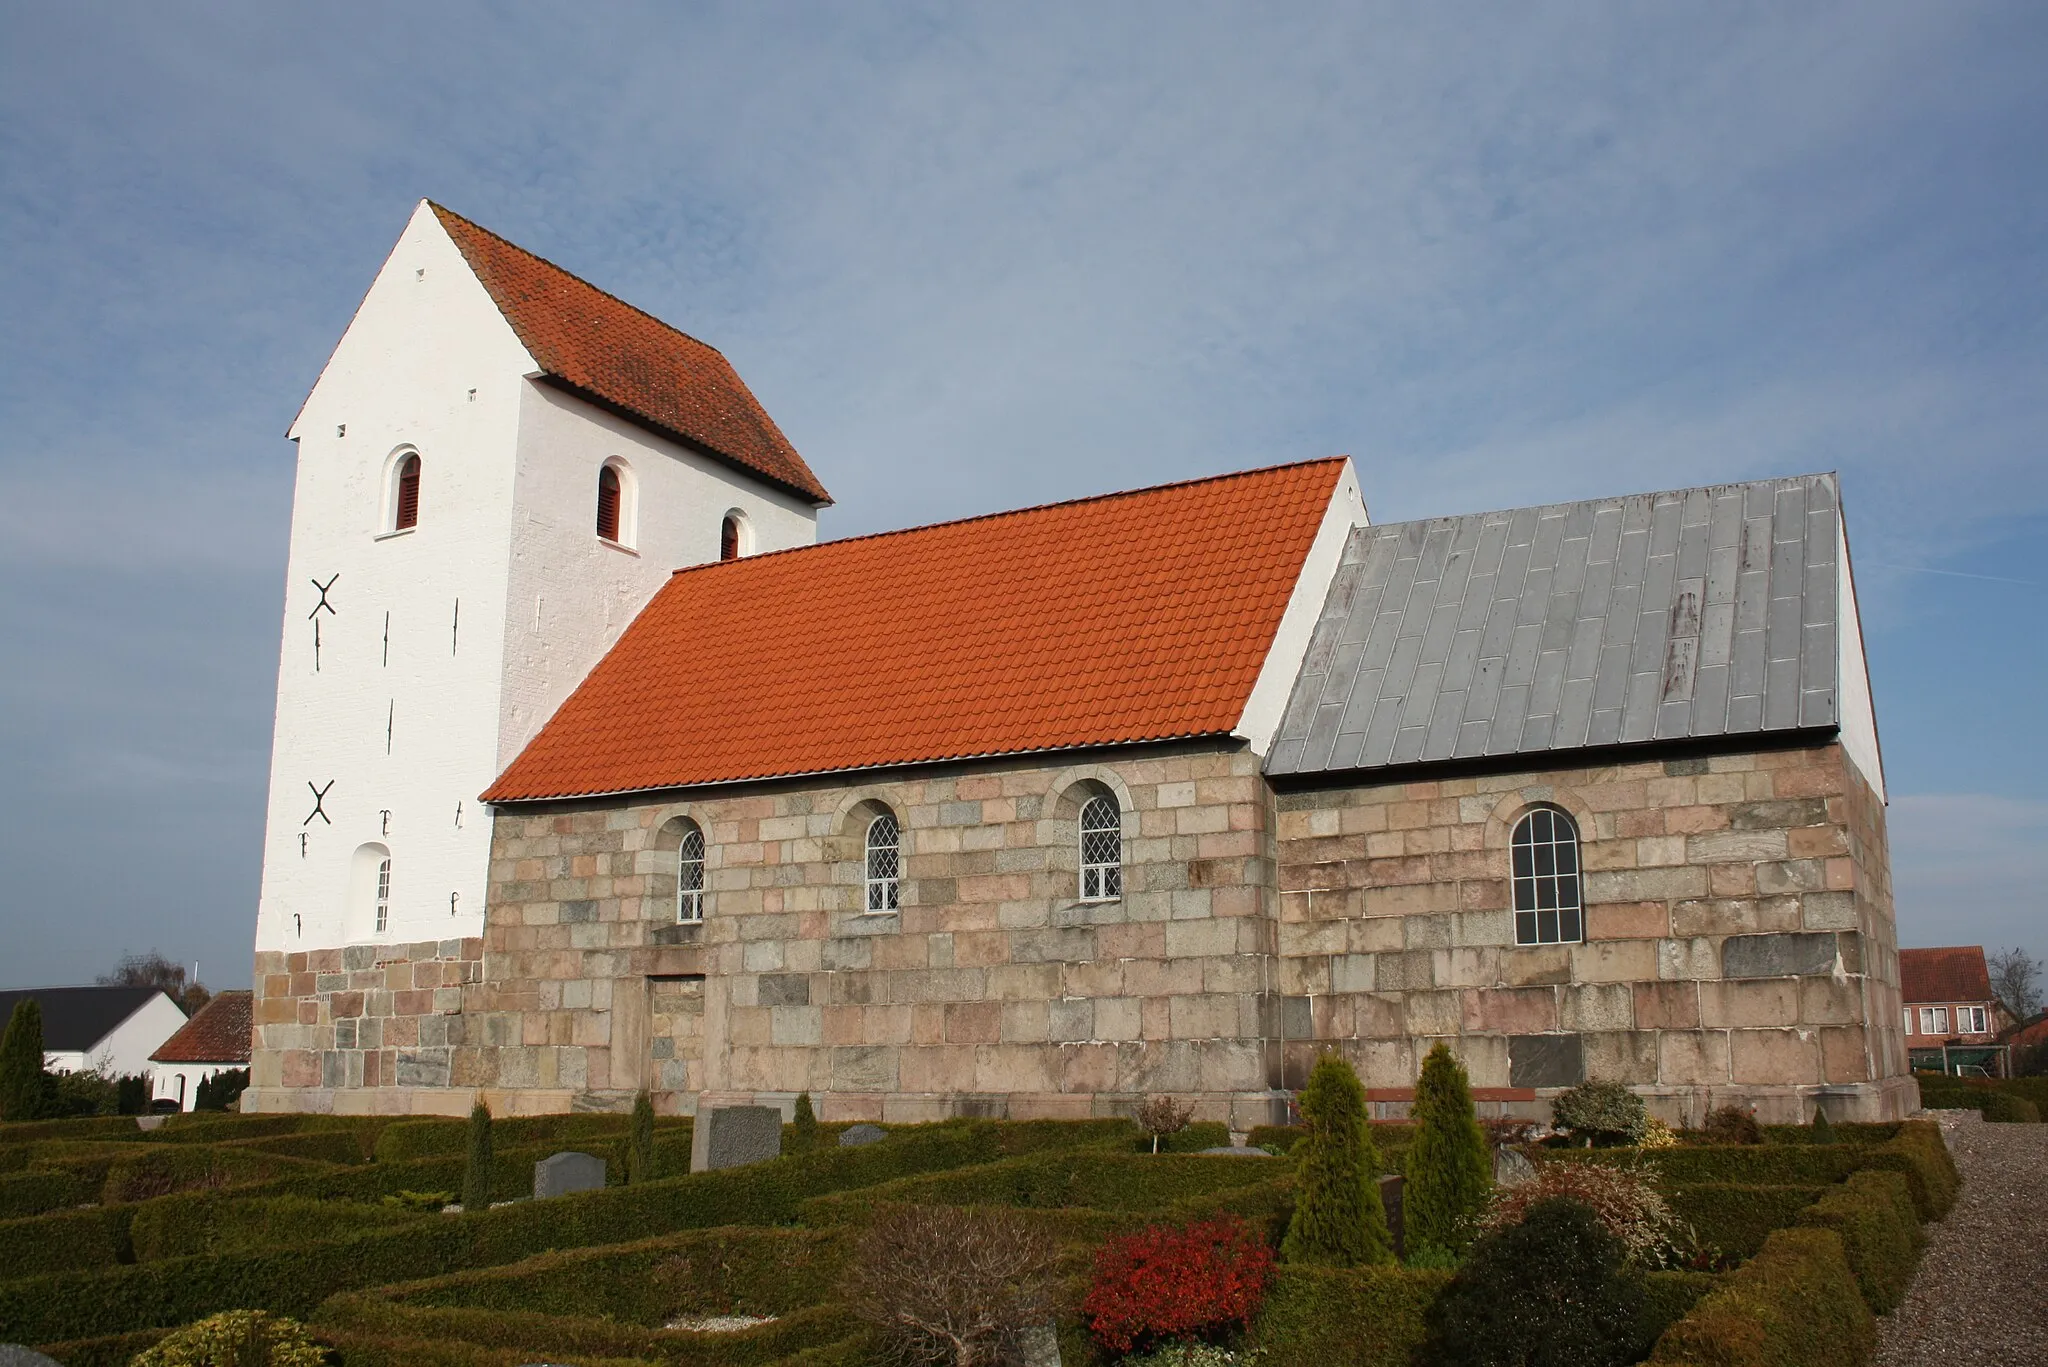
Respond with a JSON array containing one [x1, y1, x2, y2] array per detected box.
[[721, 514, 742, 562], [865, 813, 900, 913], [1904, 1008, 1914, 1034], [1080, 794, 1122, 900], [676, 822, 705, 923], [1512, 807, 1583, 946], [597, 465, 622, 542], [394, 454, 421, 530], [1958, 1005, 1988, 1034], [1920, 1006, 1950, 1035], [374, 857, 392, 934]]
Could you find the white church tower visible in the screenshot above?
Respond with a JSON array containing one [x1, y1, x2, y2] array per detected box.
[[254, 201, 831, 964]]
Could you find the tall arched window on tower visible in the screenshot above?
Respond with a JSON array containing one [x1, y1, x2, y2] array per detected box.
[[865, 812, 900, 913], [347, 842, 392, 941], [596, 464, 622, 541], [1080, 794, 1122, 900], [720, 514, 742, 562], [394, 454, 421, 531], [1511, 807, 1582, 946], [374, 855, 392, 934], [676, 821, 705, 923]]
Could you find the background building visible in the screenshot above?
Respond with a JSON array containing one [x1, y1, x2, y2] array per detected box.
[[1900, 945, 2011, 1076], [0, 986, 188, 1078], [150, 990, 254, 1111]]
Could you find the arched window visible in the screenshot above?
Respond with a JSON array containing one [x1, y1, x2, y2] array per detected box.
[[1080, 795, 1122, 900], [374, 856, 392, 934], [865, 813, 900, 913], [596, 464, 622, 541], [1512, 807, 1582, 945], [394, 454, 421, 530], [347, 842, 392, 941], [720, 514, 742, 562], [676, 821, 705, 923]]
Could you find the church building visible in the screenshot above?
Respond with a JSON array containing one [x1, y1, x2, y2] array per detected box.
[[246, 203, 1916, 1127]]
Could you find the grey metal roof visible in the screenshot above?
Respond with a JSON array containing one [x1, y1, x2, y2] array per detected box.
[[0, 986, 174, 1053], [1266, 473, 1843, 778]]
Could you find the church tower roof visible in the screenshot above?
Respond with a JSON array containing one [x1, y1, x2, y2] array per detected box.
[[428, 202, 832, 506]]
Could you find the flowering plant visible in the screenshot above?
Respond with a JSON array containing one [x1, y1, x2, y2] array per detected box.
[[1479, 1160, 1685, 1267]]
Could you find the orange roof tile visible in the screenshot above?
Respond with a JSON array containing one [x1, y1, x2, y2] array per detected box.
[[1899, 947, 1995, 1005], [430, 203, 832, 505], [485, 459, 1348, 801], [150, 991, 252, 1065]]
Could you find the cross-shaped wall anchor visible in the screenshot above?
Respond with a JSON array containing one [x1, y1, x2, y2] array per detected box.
[[454, 800, 463, 829], [304, 780, 334, 826], [449, 891, 460, 917], [381, 809, 392, 836], [307, 575, 340, 621], [300, 832, 308, 858]]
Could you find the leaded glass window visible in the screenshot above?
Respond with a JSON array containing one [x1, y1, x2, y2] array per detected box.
[[1080, 795, 1122, 901], [676, 823, 705, 923], [374, 858, 392, 934], [1512, 807, 1582, 945], [866, 813, 900, 913]]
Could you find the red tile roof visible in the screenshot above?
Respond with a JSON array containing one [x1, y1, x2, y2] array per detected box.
[[485, 459, 1348, 801], [430, 203, 832, 505], [1899, 947, 1994, 1005], [150, 991, 252, 1065]]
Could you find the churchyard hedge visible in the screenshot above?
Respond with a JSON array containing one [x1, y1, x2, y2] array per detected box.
[[1666, 1184, 1826, 1261], [1649, 1226, 1875, 1366], [1794, 1170, 1923, 1314], [0, 1165, 90, 1218]]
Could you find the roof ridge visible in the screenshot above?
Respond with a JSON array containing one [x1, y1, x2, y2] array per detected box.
[[669, 456, 1350, 578], [426, 201, 729, 362], [1359, 470, 1839, 533]]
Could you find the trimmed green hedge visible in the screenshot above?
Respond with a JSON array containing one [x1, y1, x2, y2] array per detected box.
[[1545, 1143, 1869, 1187], [0, 1116, 139, 1144], [129, 1195, 426, 1262], [1795, 1170, 1922, 1314], [1859, 1120, 1958, 1221], [28, 1326, 171, 1366], [796, 1149, 1283, 1224], [1668, 1184, 1825, 1261], [1248, 1266, 1451, 1366], [1650, 1226, 1873, 1365], [217, 1128, 378, 1164], [0, 1119, 1093, 1341], [0, 1167, 89, 1218], [371, 1113, 694, 1164], [0, 1202, 131, 1274]]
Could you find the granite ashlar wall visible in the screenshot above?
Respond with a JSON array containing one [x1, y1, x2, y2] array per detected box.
[[1273, 739, 1915, 1123], [249, 744, 1293, 1126]]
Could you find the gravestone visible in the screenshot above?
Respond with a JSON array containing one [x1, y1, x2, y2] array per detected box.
[[533, 1151, 606, 1199], [837, 1122, 887, 1148], [1018, 1322, 1062, 1367], [0, 1348, 63, 1367], [1377, 1173, 1406, 1260], [1494, 1144, 1538, 1187], [691, 1104, 783, 1171]]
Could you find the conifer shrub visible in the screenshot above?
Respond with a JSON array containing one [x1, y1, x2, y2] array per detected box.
[[1550, 1078, 1649, 1146], [1811, 1106, 1837, 1142], [1281, 1053, 1393, 1267], [194, 1068, 250, 1112], [1425, 1197, 1649, 1367], [1405, 1042, 1492, 1255], [790, 1091, 819, 1154], [131, 1308, 327, 1367], [1084, 1214, 1275, 1355], [461, 1101, 493, 1212], [627, 1091, 656, 1182], [0, 998, 50, 1123]]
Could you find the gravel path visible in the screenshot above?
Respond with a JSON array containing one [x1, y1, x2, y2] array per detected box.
[[1873, 1112, 2048, 1366]]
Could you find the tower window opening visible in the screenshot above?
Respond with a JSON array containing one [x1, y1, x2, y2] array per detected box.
[[596, 464, 622, 541], [721, 514, 741, 562], [394, 454, 421, 530]]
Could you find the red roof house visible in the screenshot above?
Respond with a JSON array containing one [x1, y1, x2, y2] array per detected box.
[[1899, 947, 2010, 1073]]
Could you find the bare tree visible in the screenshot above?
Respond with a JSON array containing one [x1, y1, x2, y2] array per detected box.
[[1988, 947, 2042, 1024], [844, 1205, 1061, 1366], [100, 951, 210, 1015], [1135, 1095, 1195, 1154]]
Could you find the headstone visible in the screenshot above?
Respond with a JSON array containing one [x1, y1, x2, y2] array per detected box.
[[691, 1104, 784, 1171], [837, 1123, 887, 1148], [0, 1348, 63, 1367], [1377, 1173, 1406, 1260], [1018, 1322, 1063, 1367], [533, 1150, 606, 1199], [1494, 1144, 1538, 1187]]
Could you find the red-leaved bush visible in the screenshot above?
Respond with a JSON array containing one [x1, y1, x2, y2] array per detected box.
[[1082, 1215, 1275, 1354]]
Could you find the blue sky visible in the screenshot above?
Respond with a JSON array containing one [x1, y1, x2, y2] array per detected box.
[[1, 3, 2043, 991]]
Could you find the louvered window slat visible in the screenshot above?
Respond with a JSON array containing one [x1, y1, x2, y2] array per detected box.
[[597, 466, 622, 541]]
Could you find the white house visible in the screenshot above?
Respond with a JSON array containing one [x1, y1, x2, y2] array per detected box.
[[150, 991, 253, 1111], [0, 986, 190, 1078]]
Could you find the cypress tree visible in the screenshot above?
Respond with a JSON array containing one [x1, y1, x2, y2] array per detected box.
[[790, 1092, 819, 1154], [628, 1090, 656, 1183], [1282, 1051, 1393, 1266], [1406, 1042, 1494, 1255], [0, 999, 49, 1123], [462, 1100, 494, 1211]]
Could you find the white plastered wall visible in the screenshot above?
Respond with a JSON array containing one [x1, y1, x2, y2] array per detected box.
[[1835, 517, 1885, 801], [498, 384, 819, 766], [43, 995, 190, 1077], [1234, 459, 1370, 756], [257, 203, 535, 953]]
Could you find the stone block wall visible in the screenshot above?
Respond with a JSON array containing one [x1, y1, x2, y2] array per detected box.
[[251, 744, 1292, 1127], [1273, 740, 1915, 1123]]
